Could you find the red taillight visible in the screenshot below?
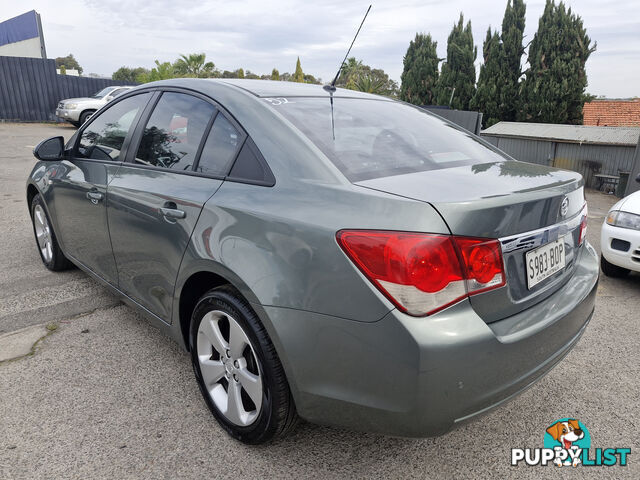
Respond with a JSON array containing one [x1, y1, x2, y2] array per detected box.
[[578, 204, 588, 245], [336, 230, 506, 316], [454, 237, 506, 294]]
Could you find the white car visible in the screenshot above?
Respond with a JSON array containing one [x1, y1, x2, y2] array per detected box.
[[601, 177, 640, 277], [55, 86, 133, 127]]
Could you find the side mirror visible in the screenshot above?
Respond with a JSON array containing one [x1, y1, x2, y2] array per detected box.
[[105, 96, 113, 101], [33, 136, 64, 161]]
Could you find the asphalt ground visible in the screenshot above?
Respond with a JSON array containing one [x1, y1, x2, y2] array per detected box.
[[0, 122, 638, 479]]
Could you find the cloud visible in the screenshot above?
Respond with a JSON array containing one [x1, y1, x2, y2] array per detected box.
[[2, 0, 638, 97]]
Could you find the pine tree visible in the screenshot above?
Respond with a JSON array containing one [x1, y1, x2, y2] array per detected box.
[[500, 0, 526, 120], [519, 0, 595, 124], [399, 33, 440, 105], [271, 68, 280, 80], [435, 14, 477, 110], [470, 28, 502, 126], [293, 57, 304, 83]]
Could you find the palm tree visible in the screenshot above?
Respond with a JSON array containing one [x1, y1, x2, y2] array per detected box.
[[174, 53, 217, 78], [337, 57, 363, 86], [353, 73, 386, 94]]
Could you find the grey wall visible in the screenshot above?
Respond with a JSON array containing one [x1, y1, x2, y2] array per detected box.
[[422, 107, 483, 135], [482, 133, 638, 191], [0, 55, 136, 122], [626, 138, 640, 196]]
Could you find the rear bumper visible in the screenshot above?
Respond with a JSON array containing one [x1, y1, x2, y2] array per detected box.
[[261, 242, 599, 437], [601, 222, 640, 272]]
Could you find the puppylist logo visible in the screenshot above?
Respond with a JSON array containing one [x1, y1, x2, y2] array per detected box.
[[511, 418, 631, 467]]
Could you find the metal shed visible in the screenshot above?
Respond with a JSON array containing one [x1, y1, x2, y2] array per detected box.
[[481, 122, 640, 196]]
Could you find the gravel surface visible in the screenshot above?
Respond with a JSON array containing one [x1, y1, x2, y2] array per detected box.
[[0, 123, 638, 479]]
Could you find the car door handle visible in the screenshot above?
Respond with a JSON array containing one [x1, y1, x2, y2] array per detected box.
[[86, 191, 103, 204], [159, 206, 186, 220]]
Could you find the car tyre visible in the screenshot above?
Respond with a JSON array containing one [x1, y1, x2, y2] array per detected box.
[[190, 285, 298, 444], [600, 255, 629, 278], [30, 194, 73, 271], [79, 110, 95, 125]]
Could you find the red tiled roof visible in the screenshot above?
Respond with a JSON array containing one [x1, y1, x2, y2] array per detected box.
[[583, 99, 640, 127]]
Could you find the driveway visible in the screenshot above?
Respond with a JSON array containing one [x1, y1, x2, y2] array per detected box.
[[1, 123, 638, 479]]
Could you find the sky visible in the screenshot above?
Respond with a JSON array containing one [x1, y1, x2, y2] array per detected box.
[[2, 0, 639, 98]]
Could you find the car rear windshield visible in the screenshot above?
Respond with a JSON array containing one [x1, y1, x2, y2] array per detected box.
[[267, 97, 506, 181]]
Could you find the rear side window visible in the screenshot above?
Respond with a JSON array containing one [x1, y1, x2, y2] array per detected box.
[[76, 92, 151, 162], [268, 97, 506, 181], [196, 114, 242, 176], [135, 92, 215, 171], [227, 138, 275, 186]]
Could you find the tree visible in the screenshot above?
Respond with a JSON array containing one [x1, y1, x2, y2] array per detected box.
[[59, 65, 66, 75], [220, 68, 245, 78], [303, 73, 321, 84], [471, 0, 526, 125], [470, 28, 503, 127], [293, 57, 304, 83], [519, 0, 595, 124], [173, 53, 218, 78], [55, 54, 83, 75], [112, 66, 149, 83], [336, 57, 364, 87], [271, 68, 280, 80], [244, 70, 260, 79], [335, 57, 398, 97], [136, 60, 176, 83], [352, 72, 386, 94], [399, 33, 440, 105], [343, 63, 398, 97], [435, 14, 477, 109], [500, 0, 526, 121]]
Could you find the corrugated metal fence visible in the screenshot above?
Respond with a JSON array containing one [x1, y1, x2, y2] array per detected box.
[[0, 56, 136, 122], [481, 135, 638, 191]]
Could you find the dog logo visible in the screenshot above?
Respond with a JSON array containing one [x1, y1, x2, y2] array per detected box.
[[512, 418, 630, 467], [545, 419, 586, 467]]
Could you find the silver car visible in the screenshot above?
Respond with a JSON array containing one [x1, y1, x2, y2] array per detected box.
[[27, 79, 599, 444], [55, 85, 133, 127]]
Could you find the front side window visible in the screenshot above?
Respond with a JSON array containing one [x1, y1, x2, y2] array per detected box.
[[76, 93, 151, 162], [134, 92, 216, 171], [268, 97, 507, 181]]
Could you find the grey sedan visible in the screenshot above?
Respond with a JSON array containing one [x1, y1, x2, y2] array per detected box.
[[27, 79, 599, 444]]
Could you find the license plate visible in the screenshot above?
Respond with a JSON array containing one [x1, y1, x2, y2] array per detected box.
[[525, 236, 566, 289]]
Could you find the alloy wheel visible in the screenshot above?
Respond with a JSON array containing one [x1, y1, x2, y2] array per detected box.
[[196, 310, 263, 426], [33, 204, 53, 263]]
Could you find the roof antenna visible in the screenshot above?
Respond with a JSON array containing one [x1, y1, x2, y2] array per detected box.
[[324, 4, 372, 92]]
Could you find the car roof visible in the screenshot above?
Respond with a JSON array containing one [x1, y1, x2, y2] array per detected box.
[[139, 78, 391, 101], [218, 79, 387, 99]]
